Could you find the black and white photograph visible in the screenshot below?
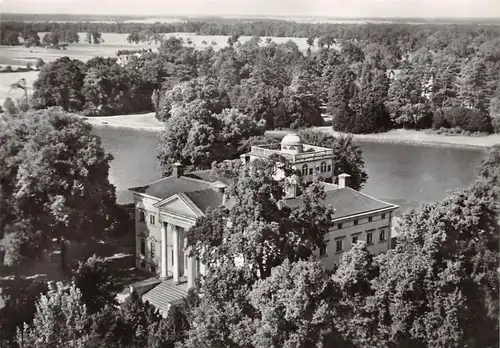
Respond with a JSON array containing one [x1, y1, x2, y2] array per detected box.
[[0, 0, 499, 347]]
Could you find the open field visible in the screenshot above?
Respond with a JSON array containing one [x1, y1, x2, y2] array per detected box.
[[0, 32, 323, 68]]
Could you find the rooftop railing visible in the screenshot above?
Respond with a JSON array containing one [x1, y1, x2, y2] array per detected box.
[[250, 144, 333, 163]]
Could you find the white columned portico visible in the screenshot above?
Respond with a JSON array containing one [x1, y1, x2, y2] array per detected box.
[[172, 225, 180, 284], [160, 223, 167, 278]]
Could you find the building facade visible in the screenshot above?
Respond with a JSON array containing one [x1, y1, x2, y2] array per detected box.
[[242, 133, 335, 184], [128, 133, 398, 314], [245, 133, 398, 267]]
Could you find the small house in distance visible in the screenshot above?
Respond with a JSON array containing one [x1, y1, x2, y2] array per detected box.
[[128, 133, 398, 316]]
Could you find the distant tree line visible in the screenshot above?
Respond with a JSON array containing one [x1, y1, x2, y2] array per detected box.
[[3, 20, 500, 49], [0, 25, 102, 47]]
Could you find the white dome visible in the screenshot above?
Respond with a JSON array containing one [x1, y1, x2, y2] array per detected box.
[[281, 133, 303, 146]]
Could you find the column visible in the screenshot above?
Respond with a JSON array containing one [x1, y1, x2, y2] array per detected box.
[[160, 223, 167, 278], [187, 252, 196, 289], [172, 225, 180, 284]]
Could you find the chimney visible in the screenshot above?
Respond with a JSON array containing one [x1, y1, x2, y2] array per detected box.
[[338, 173, 351, 189], [172, 162, 184, 178], [212, 181, 227, 205]]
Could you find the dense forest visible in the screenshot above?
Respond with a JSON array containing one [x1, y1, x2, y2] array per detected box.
[[14, 20, 499, 134]]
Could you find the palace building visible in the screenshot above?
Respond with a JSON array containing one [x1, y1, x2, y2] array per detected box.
[[128, 133, 398, 316]]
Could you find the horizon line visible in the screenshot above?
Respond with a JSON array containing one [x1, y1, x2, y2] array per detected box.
[[2, 12, 500, 20]]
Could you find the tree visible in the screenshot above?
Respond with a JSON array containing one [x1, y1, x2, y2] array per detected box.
[[2, 97, 19, 117], [65, 29, 80, 43], [340, 41, 364, 64], [0, 278, 48, 346], [188, 156, 335, 278], [386, 64, 431, 128], [35, 58, 45, 70], [298, 129, 368, 189], [156, 103, 265, 176], [16, 282, 91, 348], [10, 77, 29, 101], [337, 64, 391, 134], [249, 259, 339, 348], [119, 291, 164, 347], [149, 305, 190, 348], [429, 53, 460, 109], [86, 31, 102, 44], [433, 107, 493, 133], [183, 264, 257, 348], [457, 56, 491, 111], [0, 108, 118, 266], [326, 64, 356, 117], [127, 31, 141, 44], [332, 242, 382, 347], [32, 57, 86, 111], [1, 30, 20, 45], [73, 255, 120, 313], [156, 77, 230, 122], [82, 57, 146, 116], [23, 30, 40, 47]]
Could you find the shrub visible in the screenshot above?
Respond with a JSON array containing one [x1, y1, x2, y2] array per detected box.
[[35, 58, 45, 69], [333, 104, 391, 134], [4, 66, 13, 72], [432, 109, 450, 129], [435, 107, 493, 133]]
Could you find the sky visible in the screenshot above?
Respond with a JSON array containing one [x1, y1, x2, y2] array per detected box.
[[1, 0, 499, 18]]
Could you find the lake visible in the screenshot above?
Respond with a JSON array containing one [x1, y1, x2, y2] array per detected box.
[[93, 127, 488, 215]]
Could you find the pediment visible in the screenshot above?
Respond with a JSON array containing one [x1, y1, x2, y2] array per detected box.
[[155, 195, 202, 218]]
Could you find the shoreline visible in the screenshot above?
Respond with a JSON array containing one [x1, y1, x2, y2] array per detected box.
[[80, 113, 500, 149]]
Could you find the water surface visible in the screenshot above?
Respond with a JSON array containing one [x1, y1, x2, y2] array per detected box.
[[93, 127, 487, 214]]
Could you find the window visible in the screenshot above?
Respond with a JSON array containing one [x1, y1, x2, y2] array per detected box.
[[309, 168, 313, 175], [150, 265, 156, 274], [379, 229, 386, 242], [368, 216, 373, 222], [171, 250, 174, 266], [140, 261, 146, 269], [140, 238, 146, 255], [337, 223, 343, 229], [381, 213, 386, 219], [302, 164, 308, 176], [327, 165, 332, 172], [150, 242, 155, 259], [139, 211, 145, 222], [354, 219, 359, 226], [319, 244, 327, 257], [320, 161, 327, 173], [149, 214, 155, 225], [336, 240, 343, 252], [367, 232, 373, 244], [352, 236, 358, 244]]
